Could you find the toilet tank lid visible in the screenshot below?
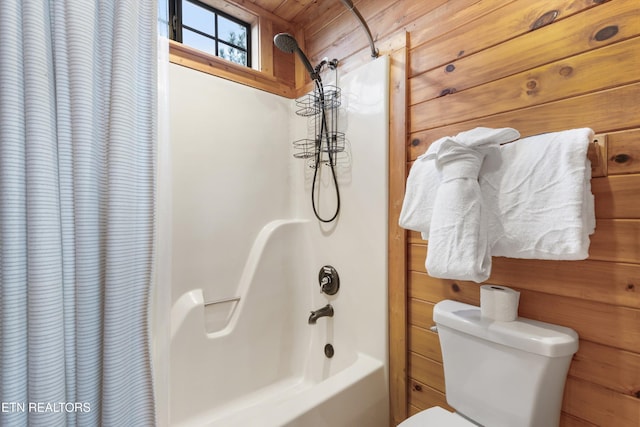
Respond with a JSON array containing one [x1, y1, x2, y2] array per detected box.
[[433, 300, 579, 357], [398, 407, 476, 427]]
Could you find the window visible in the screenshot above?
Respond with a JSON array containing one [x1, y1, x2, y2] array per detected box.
[[169, 0, 251, 67]]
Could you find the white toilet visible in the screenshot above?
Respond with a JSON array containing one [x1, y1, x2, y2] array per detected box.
[[400, 300, 579, 427]]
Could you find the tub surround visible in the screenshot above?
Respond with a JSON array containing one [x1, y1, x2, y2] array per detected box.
[[168, 56, 389, 426]]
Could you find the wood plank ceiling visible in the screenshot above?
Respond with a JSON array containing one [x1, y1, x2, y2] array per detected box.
[[247, 0, 317, 23]]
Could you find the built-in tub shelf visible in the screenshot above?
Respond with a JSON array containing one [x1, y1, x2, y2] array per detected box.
[[203, 295, 241, 334], [204, 296, 241, 306], [171, 219, 311, 339]]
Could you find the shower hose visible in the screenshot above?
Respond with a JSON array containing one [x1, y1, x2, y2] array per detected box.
[[311, 79, 340, 223]]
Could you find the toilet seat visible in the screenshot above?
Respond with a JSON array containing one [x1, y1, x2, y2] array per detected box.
[[398, 406, 477, 426]]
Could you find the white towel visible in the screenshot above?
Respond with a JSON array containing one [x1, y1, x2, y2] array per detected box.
[[398, 127, 520, 237], [397, 137, 446, 236], [420, 127, 520, 282], [400, 127, 520, 283], [425, 139, 493, 282], [481, 128, 596, 260]]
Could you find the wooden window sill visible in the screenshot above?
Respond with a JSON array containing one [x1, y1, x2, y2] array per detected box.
[[169, 40, 295, 98]]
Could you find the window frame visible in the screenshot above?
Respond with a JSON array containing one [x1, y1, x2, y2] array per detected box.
[[169, 0, 252, 68]]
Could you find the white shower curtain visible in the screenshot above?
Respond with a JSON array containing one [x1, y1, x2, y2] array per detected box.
[[0, 0, 157, 425]]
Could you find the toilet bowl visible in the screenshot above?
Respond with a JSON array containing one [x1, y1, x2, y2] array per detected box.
[[399, 300, 578, 427]]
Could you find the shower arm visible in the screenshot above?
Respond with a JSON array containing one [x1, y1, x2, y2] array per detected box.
[[339, 0, 379, 58]]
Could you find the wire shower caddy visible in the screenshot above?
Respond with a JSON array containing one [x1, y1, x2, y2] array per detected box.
[[293, 84, 344, 168]]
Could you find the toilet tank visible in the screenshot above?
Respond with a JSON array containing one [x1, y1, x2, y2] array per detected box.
[[434, 300, 578, 427]]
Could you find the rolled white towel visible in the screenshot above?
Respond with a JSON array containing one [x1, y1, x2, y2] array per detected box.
[[425, 138, 494, 282]]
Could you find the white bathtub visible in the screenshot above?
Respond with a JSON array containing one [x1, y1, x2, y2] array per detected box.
[[174, 353, 386, 427], [169, 220, 388, 427]]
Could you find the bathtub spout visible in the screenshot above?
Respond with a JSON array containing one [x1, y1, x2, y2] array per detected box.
[[308, 304, 334, 324]]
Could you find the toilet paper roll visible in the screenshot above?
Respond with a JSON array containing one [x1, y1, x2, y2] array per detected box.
[[480, 285, 520, 321]]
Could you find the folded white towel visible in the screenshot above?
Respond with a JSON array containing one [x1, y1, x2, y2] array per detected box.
[[397, 139, 444, 236], [480, 128, 596, 260], [398, 127, 520, 237]]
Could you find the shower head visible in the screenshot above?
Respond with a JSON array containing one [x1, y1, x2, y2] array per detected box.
[[273, 32, 298, 54], [273, 33, 318, 80]]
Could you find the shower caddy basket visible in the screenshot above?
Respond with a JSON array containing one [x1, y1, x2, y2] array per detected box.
[[293, 84, 345, 168]]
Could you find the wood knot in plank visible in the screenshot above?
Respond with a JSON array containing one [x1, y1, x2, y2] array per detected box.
[[439, 88, 456, 97], [451, 283, 460, 292], [626, 283, 635, 291], [411, 138, 421, 147], [612, 153, 630, 164], [412, 383, 423, 392], [531, 10, 559, 30], [594, 25, 618, 42], [559, 66, 573, 76], [445, 64, 455, 73]]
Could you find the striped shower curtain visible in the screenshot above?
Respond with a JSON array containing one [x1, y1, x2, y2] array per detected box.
[[0, 0, 157, 425]]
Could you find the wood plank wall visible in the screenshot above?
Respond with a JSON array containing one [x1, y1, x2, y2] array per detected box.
[[298, 0, 640, 426]]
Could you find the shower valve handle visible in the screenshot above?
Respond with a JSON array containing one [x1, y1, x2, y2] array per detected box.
[[319, 265, 340, 295]]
